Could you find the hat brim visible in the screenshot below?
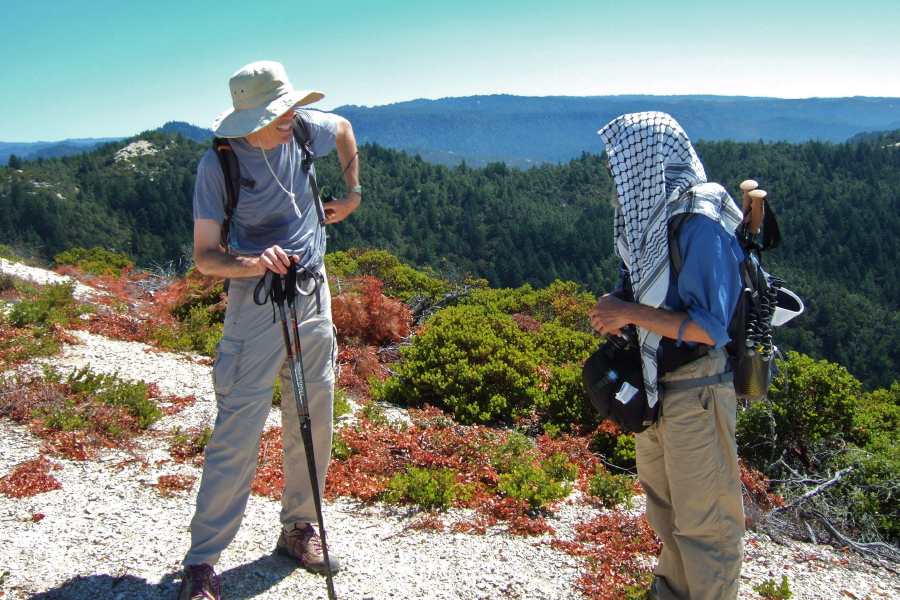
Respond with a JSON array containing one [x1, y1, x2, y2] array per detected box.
[[212, 90, 324, 138], [772, 288, 804, 326]]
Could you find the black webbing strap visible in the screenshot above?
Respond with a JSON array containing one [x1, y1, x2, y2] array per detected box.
[[661, 371, 734, 391], [213, 139, 255, 249], [292, 112, 328, 226], [738, 196, 782, 254]]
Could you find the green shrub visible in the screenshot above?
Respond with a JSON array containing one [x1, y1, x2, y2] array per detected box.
[[372, 305, 542, 424], [168, 269, 226, 323], [497, 461, 570, 509], [590, 427, 637, 470], [383, 467, 471, 510], [272, 376, 282, 406], [0, 322, 62, 362], [753, 575, 792, 600], [610, 435, 637, 470], [361, 401, 390, 426], [326, 249, 449, 302], [588, 466, 636, 509], [737, 354, 900, 543], [737, 352, 865, 468], [53, 246, 133, 277], [0, 273, 17, 292], [372, 304, 597, 426], [332, 435, 352, 461], [488, 431, 535, 474], [831, 433, 900, 541], [144, 304, 222, 357], [541, 452, 578, 482], [43, 408, 91, 432], [182, 305, 223, 356], [333, 387, 352, 420], [0, 244, 20, 261], [8, 281, 85, 329], [171, 426, 212, 451], [537, 364, 591, 427], [45, 366, 163, 429], [468, 280, 596, 330]]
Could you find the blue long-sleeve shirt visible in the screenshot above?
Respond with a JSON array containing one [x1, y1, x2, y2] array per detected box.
[[665, 214, 744, 350]]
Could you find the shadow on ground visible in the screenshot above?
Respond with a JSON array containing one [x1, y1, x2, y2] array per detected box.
[[28, 553, 301, 599]]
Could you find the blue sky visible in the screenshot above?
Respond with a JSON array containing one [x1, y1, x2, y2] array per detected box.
[[2, 0, 899, 142]]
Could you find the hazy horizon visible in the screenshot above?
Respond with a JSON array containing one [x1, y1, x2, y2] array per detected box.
[[3, 0, 899, 142]]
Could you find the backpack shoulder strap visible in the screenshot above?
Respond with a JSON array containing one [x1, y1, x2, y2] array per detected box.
[[213, 137, 255, 248], [292, 111, 329, 225], [666, 212, 694, 276], [292, 111, 314, 174]]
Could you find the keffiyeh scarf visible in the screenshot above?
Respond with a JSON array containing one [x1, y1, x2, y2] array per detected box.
[[598, 112, 743, 408]]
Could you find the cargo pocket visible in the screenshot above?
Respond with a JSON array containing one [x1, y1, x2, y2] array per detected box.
[[212, 336, 243, 396]]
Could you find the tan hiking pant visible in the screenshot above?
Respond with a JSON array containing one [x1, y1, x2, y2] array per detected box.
[[636, 349, 744, 600], [184, 269, 336, 567]]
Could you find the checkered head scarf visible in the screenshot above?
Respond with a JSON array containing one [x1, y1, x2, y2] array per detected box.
[[598, 111, 743, 407]]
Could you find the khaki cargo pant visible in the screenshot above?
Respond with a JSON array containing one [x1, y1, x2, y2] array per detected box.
[[184, 270, 336, 567], [636, 349, 744, 600]]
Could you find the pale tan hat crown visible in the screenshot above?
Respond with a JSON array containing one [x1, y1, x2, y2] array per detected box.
[[212, 61, 323, 138]]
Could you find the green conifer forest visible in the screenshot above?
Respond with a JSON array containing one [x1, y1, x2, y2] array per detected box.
[[2, 129, 899, 389]]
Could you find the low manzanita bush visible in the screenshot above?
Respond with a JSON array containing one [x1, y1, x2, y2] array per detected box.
[[0, 366, 191, 460], [552, 513, 661, 600], [250, 402, 637, 542], [0, 456, 62, 499]]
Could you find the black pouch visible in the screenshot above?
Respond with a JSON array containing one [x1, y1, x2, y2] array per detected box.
[[582, 339, 658, 434]]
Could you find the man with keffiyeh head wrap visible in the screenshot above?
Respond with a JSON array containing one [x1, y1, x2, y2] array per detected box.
[[589, 112, 746, 600]]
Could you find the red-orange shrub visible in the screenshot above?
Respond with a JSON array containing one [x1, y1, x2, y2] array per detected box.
[[252, 427, 285, 500], [552, 513, 661, 600], [332, 276, 411, 346], [0, 457, 62, 498], [156, 474, 198, 498]]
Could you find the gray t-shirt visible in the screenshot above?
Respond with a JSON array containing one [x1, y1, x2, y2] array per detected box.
[[193, 109, 340, 269]]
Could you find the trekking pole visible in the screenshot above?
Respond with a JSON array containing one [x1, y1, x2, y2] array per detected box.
[[265, 266, 338, 600]]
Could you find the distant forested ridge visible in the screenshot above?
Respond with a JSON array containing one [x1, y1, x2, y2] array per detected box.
[[1, 129, 899, 389], [334, 95, 900, 166], [6, 94, 900, 168]]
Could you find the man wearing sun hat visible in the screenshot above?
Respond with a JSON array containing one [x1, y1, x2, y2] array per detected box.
[[178, 61, 360, 600]]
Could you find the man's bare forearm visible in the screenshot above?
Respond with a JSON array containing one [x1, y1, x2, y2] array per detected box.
[[194, 248, 264, 279], [589, 294, 714, 345]]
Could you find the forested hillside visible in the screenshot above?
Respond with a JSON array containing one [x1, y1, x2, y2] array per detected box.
[[1, 130, 899, 388], [334, 95, 900, 166]]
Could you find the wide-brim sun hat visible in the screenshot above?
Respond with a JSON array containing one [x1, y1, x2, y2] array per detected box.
[[772, 287, 804, 326], [212, 61, 324, 138]]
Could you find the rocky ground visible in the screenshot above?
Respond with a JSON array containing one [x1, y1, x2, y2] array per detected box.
[[1, 261, 899, 600]]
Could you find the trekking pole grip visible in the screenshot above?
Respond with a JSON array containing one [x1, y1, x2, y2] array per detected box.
[[739, 179, 758, 221]]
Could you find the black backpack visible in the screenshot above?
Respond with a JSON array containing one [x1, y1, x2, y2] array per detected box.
[[582, 330, 659, 434], [668, 191, 798, 402], [212, 111, 325, 249]]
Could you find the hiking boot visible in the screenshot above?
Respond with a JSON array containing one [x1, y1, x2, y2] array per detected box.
[[276, 523, 342, 574], [177, 564, 220, 600]]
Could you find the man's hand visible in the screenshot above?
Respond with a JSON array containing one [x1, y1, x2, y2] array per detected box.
[[257, 245, 297, 274], [588, 294, 631, 336], [323, 192, 361, 224]]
